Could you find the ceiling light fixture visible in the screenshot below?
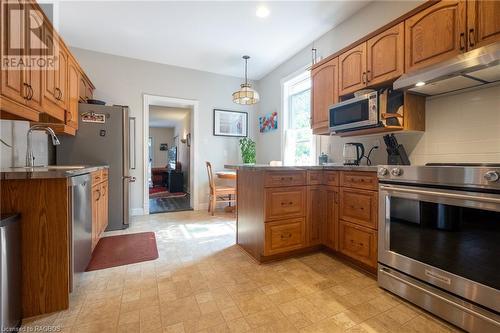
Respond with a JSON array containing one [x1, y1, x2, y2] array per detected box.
[[233, 55, 260, 105], [256, 5, 270, 18], [415, 81, 426, 87]]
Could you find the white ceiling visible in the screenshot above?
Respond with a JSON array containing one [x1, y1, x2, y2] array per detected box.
[[57, 1, 370, 80], [149, 106, 190, 128]]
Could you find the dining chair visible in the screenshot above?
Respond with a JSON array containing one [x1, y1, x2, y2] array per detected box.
[[205, 161, 236, 215]]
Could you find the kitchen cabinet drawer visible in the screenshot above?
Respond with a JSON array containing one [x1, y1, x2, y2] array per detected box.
[[307, 170, 323, 185], [264, 218, 305, 256], [339, 187, 378, 229], [264, 171, 306, 187], [339, 220, 377, 268], [323, 171, 340, 186], [265, 187, 306, 221], [340, 171, 378, 190]]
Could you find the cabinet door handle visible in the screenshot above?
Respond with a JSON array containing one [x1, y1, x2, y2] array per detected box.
[[27, 85, 33, 100], [362, 72, 367, 85], [55, 87, 62, 100], [366, 70, 371, 82], [23, 83, 31, 100], [459, 32, 466, 51], [67, 110, 72, 122], [96, 189, 101, 201], [469, 28, 475, 48]]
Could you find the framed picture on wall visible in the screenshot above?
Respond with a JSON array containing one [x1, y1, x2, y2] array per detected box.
[[213, 109, 248, 137]]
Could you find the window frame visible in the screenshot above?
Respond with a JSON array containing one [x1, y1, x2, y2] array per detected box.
[[281, 68, 318, 166]]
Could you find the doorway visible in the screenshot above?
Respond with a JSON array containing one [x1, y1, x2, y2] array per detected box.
[[143, 94, 199, 214], [147, 106, 192, 214]]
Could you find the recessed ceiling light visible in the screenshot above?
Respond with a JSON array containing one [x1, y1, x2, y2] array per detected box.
[[256, 5, 270, 18], [415, 81, 426, 87]]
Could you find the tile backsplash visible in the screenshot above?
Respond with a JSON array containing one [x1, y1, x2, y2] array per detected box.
[[0, 120, 49, 168], [320, 84, 500, 165]]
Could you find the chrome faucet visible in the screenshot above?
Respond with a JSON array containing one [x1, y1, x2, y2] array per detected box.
[[26, 125, 60, 167]]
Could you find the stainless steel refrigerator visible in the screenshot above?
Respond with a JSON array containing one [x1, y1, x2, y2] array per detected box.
[[57, 104, 132, 230]]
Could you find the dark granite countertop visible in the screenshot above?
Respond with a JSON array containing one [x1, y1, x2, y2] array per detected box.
[[0, 165, 109, 180], [224, 164, 379, 172]]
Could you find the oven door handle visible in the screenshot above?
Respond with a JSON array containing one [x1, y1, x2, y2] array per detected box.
[[380, 185, 500, 204], [379, 267, 500, 327]]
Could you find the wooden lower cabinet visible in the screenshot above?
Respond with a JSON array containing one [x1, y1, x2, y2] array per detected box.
[[339, 220, 377, 268], [265, 186, 306, 221], [91, 170, 109, 250], [323, 186, 339, 250], [264, 218, 306, 256], [237, 169, 378, 271], [339, 187, 378, 229], [307, 185, 325, 246]]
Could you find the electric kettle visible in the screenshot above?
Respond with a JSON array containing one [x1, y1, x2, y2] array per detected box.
[[343, 143, 365, 165]]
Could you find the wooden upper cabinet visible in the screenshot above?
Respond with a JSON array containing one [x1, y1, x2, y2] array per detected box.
[[339, 43, 367, 96], [57, 47, 68, 110], [41, 26, 65, 121], [467, 0, 500, 49], [405, 0, 467, 72], [23, 3, 44, 112], [367, 22, 404, 86], [311, 57, 338, 134], [67, 56, 80, 129], [1, 1, 28, 105]]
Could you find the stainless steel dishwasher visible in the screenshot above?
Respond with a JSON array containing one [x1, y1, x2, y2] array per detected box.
[[70, 173, 92, 292], [0, 213, 21, 331]]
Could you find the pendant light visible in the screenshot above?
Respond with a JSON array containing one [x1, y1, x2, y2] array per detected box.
[[233, 55, 260, 105]]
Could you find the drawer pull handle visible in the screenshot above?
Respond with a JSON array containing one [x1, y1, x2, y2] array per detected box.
[[281, 232, 292, 239], [281, 201, 294, 206], [280, 176, 294, 181]]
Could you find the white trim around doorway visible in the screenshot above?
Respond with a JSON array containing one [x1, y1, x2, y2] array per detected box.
[[142, 94, 200, 214]]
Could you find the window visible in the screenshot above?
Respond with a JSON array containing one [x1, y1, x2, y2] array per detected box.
[[283, 71, 315, 165]]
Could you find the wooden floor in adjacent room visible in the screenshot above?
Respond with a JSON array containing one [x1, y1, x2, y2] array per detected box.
[[21, 210, 462, 333]]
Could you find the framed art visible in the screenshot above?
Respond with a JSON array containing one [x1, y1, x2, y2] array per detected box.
[[259, 111, 278, 133], [213, 109, 248, 137]]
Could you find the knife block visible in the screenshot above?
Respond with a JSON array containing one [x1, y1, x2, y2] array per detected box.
[[387, 145, 410, 165]]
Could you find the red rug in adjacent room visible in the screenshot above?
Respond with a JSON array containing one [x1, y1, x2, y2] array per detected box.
[[86, 232, 159, 271], [149, 186, 186, 198]]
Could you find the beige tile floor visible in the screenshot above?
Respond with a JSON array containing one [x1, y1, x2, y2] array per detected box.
[[22, 210, 463, 333]]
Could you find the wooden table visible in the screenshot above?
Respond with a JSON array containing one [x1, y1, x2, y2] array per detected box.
[[216, 170, 237, 211], [215, 170, 237, 180]]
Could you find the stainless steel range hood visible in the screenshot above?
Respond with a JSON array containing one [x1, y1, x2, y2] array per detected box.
[[394, 42, 500, 96]]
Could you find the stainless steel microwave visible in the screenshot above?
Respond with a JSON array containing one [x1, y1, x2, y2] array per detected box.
[[329, 91, 378, 132]]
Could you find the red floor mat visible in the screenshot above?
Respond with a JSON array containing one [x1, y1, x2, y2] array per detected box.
[[86, 232, 159, 271]]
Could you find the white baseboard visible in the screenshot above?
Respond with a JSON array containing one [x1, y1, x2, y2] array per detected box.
[[131, 208, 145, 216]]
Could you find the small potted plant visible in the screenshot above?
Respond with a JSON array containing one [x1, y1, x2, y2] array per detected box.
[[239, 137, 256, 164]]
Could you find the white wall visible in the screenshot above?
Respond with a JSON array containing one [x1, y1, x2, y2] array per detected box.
[[149, 127, 175, 168], [71, 47, 257, 213], [0, 120, 48, 168], [256, 0, 423, 163]]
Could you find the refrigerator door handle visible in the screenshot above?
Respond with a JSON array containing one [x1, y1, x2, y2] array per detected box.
[[123, 175, 136, 182]]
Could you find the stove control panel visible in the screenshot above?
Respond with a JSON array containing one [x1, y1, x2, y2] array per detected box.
[[390, 167, 403, 176], [484, 171, 500, 182], [378, 167, 388, 176]]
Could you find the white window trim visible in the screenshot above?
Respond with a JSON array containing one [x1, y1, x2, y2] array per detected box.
[[280, 65, 319, 165]]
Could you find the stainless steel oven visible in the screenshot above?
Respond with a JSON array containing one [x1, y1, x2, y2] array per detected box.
[[377, 165, 500, 333]]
